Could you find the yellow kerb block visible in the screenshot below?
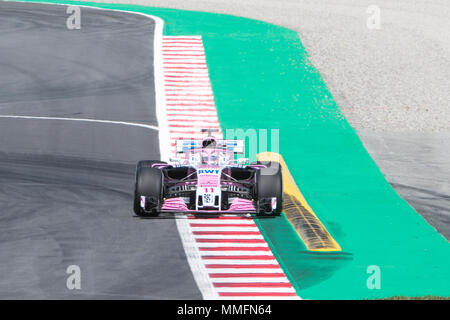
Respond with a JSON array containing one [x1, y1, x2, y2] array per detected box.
[[257, 152, 341, 252]]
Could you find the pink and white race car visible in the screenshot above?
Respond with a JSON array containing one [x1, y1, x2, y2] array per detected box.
[[133, 131, 282, 217]]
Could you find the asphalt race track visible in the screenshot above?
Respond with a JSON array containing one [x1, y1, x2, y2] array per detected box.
[[0, 1, 200, 299]]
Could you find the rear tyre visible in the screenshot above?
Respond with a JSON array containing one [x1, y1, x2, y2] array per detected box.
[[133, 166, 164, 217], [254, 161, 283, 216]]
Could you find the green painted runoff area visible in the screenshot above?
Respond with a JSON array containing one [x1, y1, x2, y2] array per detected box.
[[17, 0, 450, 299]]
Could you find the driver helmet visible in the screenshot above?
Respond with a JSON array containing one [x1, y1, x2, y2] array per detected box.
[[202, 137, 217, 148]]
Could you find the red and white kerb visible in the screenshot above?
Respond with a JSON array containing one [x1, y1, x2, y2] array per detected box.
[[161, 36, 300, 299], [162, 36, 222, 154]]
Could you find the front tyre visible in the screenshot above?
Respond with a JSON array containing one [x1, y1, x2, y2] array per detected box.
[[136, 160, 167, 172], [133, 166, 164, 217], [255, 161, 283, 216]]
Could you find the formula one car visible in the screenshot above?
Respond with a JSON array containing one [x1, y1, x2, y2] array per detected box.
[[133, 130, 283, 217]]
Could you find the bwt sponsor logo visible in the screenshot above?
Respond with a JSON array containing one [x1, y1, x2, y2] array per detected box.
[[198, 169, 220, 175]]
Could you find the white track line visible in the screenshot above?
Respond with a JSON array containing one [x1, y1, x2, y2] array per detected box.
[[175, 217, 218, 299], [0, 115, 159, 131]]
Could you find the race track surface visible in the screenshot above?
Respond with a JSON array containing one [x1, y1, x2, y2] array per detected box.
[[0, 1, 200, 299]]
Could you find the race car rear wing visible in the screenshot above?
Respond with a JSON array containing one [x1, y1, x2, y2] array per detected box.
[[175, 139, 245, 154]]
